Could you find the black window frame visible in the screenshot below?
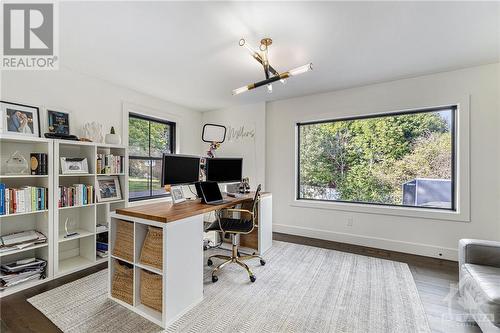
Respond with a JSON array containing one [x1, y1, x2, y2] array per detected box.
[[129, 113, 176, 202], [296, 106, 457, 211]]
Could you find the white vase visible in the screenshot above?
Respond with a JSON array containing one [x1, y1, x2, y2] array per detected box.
[[105, 133, 121, 144]]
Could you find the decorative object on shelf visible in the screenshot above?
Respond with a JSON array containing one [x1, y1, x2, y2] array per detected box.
[[112, 220, 134, 262], [44, 132, 79, 140], [96, 176, 122, 202], [46, 110, 70, 135], [5, 151, 29, 175], [60, 157, 89, 174], [232, 38, 313, 95], [30, 153, 48, 175], [0, 101, 40, 137], [82, 122, 104, 143], [111, 260, 134, 305], [105, 126, 121, 145], [239, 177, 251, 194], [140, 226, 163, 270], [202, 123, 226, 158], [63, 218, 79, 238], [140, 269, 163, 312], [171, 186, 185, 204]]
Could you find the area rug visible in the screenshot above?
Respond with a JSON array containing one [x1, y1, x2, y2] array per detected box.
[[28, 241, 431, 332]]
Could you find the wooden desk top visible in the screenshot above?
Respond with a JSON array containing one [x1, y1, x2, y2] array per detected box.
[[115, 193, 269, 224]]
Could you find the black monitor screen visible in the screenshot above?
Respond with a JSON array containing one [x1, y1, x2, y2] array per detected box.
[[205, 158, 243, 183], [162, 154, 200, 185]]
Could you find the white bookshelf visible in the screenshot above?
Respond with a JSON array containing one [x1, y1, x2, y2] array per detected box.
[[0, 136, 128, 297], [0, 135, 54, 297], [53, 140, 128, 277]]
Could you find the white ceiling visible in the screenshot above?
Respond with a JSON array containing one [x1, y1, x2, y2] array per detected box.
[[60, 1, 499, 111]]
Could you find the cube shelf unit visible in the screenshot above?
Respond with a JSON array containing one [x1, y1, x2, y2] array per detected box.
[[108, 213, 203, 328], [109, 218, 165, 326], [54, 140, 128, 276], [0, 135, 54, 297]]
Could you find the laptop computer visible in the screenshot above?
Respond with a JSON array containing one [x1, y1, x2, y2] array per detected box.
[[199, 181, 231, 205]]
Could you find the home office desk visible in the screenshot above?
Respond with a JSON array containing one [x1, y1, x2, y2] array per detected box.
[[108, 193, 272, 328]]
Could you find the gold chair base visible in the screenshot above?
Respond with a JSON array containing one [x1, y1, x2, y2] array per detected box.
[[208, 249, 265, 282]]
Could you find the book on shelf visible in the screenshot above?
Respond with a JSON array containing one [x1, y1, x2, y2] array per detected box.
[[96, 224, 108, 233], [96, 233, 108, 258], [96, 154, 124, 174], [0, 258, 47, 290], [58, 184, 94, 208], [30, 153, 49, 175], [0, 184, 48, 215], [0, 230, 47, 254]]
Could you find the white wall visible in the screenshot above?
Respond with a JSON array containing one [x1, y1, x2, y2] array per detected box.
[[267, 63, 500, 260], [201, 102, 266, 190], [0, 68, 202, 155]]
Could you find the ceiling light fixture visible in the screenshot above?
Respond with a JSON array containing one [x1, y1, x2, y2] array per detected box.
[[233, 38, 313, 95]]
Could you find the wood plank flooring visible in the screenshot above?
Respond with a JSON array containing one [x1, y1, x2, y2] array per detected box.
[[0, 234, 482, 333], [273, 233, 481, 333]]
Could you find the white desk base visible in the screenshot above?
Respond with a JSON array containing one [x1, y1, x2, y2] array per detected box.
[[108, 195, 272, 328]]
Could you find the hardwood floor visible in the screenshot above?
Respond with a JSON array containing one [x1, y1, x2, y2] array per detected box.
[[273, 233, 481, 333], [0, 263, 107, 333], [0, 234, 481, 333]]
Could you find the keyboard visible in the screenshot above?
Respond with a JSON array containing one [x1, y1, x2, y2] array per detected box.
[[227, 193, 245, 198]]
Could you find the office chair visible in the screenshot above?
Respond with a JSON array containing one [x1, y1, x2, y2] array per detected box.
[[205, 184, 265, 283]]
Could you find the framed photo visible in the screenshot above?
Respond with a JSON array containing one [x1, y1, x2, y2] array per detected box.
[[61, 157, 89, 174], [171, 186, 186, 204], [47, 110, 70, 135], [0, 101, 40, 137], [96, 176, 122, 202]]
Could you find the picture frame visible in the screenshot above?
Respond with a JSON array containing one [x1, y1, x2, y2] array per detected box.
[[0, 101, 40, 137], [60, 157, 89, 174], [47, 109, 70, 135], [96, 176, 122, 202], [171, 186, 186, 204]]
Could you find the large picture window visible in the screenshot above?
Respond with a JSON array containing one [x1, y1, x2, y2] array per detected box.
[[129, 113, 175, 201], [297, 107, 456, 210]]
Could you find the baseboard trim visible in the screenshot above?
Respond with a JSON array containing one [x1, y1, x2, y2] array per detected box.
[[272, 223, 458, 261]]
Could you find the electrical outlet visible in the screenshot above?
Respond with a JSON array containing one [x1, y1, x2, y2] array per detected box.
[[347, 217, 354, 227]]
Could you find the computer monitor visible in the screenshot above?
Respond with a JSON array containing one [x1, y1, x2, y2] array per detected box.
[[205, 158, 243, 183], [161, 154, 201, 186]]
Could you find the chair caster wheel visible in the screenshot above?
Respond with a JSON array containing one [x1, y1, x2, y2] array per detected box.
[[212, 275, 218, 283], [207, 259, 213, 266], [237, 251, 241, 257], [250, 275, 256, 283], [260, 259, 266, 266]]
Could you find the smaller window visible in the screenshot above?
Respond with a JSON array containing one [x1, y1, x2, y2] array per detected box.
[[129, 113, 175, 201]]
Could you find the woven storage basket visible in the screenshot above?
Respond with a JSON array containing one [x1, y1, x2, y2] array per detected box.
[[111, 260, 134, 305], [139, 226, 163, 270], [140, 269, 162, 312], [112, 220, 134, 262]]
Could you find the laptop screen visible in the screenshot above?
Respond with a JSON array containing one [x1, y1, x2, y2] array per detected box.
[[200, 181, 223, 203]]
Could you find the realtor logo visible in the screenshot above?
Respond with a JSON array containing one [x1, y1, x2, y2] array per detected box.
[[1, 2, 58, 69]]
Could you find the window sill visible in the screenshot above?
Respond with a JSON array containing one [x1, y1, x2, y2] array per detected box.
[[128, 196, 171, 207], [290, 199, 470, 222]]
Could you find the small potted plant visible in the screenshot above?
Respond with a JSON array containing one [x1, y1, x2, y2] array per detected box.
[[105, 126, 121, 144]]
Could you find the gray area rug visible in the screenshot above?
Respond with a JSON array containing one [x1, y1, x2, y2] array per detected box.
[[28, 241, 430, 332]]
